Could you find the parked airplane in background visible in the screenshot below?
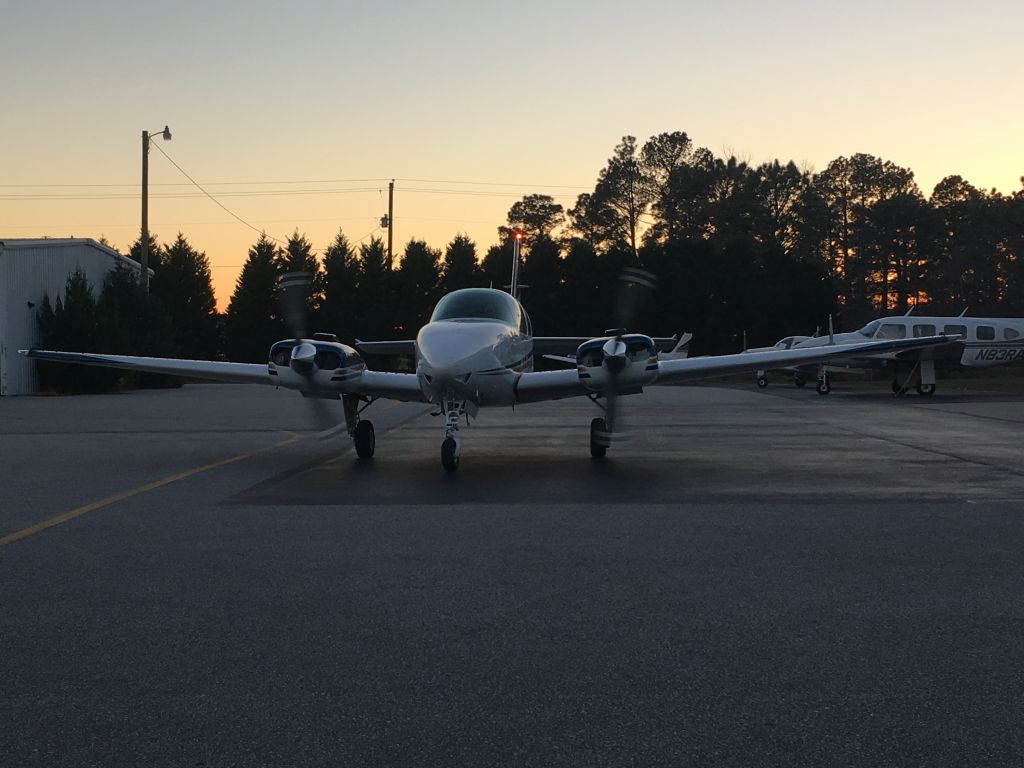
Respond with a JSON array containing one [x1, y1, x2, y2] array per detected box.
[[21, 265, 959, 472], [752, 314, 1023, 395]]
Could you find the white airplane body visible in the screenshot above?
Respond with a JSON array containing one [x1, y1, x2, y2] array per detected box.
[[22, 284, 961, 471], [753, 314, 1023, 395]]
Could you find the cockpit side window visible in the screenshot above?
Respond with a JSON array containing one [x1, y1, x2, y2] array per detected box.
[[858, 320, 881, 338], [877, 323, 907, 339]]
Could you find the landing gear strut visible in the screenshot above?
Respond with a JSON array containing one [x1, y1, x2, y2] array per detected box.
[[344, 394, 376, 459], [816, 372, 831, 395], [440, 398, 464, 472]]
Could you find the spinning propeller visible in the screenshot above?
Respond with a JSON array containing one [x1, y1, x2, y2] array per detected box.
[[278, 272, 340, 432], [596, 267, 658, 446]]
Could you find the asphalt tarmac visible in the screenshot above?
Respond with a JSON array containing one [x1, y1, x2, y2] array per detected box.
[[2, 381, 1023, 766]]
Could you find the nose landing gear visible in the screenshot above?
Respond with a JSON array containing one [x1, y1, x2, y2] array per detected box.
[[440, 399, 465, 472]]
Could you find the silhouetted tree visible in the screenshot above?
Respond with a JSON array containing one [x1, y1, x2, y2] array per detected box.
[[152, 233, 219, 359], [440, 233, 480, 293], [500, 194, 566, 244], [319, 230, 360, 342], [356, 237, 393, 339], [395, 239, 441, 334], [281, 230, 323, 320], [224, 234, 284, 362], [35, 270, 115, 392]]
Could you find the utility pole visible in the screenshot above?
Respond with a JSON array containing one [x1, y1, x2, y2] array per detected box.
[[387, 179, 394, 271], [140, 125, 171, 293], [141, 130, 150, 293]]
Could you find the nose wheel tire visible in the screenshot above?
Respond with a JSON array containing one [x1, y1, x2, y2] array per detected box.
[[756, 376, 768, 389], [916, 383, 936, 396], [353, 420, 375, 459], [816, 379, 831, 395], [441, 437, 460, 472], [590, 417, 609, 458]]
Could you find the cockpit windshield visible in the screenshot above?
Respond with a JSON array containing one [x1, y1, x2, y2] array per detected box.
[[857, 320, 881, 338], [430, 288, 521, 327]]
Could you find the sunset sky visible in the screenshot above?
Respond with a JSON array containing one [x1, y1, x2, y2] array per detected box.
[[4, 0, 1022, 310]]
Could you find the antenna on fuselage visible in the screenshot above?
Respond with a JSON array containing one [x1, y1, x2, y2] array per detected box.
[[509, 230, 523, 299], [959, 306, 969, 317]]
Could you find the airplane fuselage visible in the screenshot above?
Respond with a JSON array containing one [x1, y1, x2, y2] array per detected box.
[[795, 315, 1024, 369]]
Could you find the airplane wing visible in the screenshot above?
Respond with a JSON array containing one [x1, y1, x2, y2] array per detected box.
[[514, 335, 958, 403], [20, 349, 273, 385], [655, 335, 960, 384], [356, 370, 429, 402], [20, 348, 430, 403]]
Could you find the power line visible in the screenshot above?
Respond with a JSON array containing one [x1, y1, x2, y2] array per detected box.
[[148, 142, 285, 246], [0, 176, 589, 190]]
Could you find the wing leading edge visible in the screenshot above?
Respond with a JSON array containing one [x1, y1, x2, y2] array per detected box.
[[20, 349, 273, 385], [19, 348, 430, 403]]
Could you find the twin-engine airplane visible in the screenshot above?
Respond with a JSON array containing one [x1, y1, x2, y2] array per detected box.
[[22, 269, 959, 472], [751, 314, 1021, 396]]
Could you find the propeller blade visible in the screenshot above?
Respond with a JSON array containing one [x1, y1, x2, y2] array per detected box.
[[614, 267, 657, 335], [279, 271, 312, 341], [601, 267, 658, 445], [307, 395, 344, 434]]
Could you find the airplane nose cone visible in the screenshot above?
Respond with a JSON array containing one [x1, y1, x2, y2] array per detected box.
[[290, 342, 316, 375]]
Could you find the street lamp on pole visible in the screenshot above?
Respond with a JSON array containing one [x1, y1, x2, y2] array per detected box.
[[140, 125, 171, 293]]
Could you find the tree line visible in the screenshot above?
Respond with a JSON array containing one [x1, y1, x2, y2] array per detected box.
[[37, 130, 1024, 391]]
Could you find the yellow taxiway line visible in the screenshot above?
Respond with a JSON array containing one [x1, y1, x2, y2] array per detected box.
[[0, 432, 303, 548]]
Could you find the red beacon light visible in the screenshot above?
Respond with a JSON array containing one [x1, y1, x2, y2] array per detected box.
[[514, 231, 523, 241]]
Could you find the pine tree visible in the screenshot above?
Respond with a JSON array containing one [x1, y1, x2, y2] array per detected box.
[[224, 234, 284, 362], [319, 230, 360, 342], [440, 233, 480, 293], [152, 233, 219, 359]]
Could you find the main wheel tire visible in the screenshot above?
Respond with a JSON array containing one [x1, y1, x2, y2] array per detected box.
[[441, 437, 460, 473], [891, 379, 902, 394], [794, 375, 806, 388], [756, 376, 768, 389], [590, 417, 609, 458], [916, 383, 936, 397], [816, 379, 831, 395], [354, 420, 375, 459]]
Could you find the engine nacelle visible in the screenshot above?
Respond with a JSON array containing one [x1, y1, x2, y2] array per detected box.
[[576, 333, 659, 392], [268, 335, 366, 391]]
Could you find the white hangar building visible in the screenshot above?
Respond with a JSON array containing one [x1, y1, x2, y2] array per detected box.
[[0, 238, 146, 396]]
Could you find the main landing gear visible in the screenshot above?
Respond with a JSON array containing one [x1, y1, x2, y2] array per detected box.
[[344, 394, 376, 459], [892, 360, 937, 397]]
